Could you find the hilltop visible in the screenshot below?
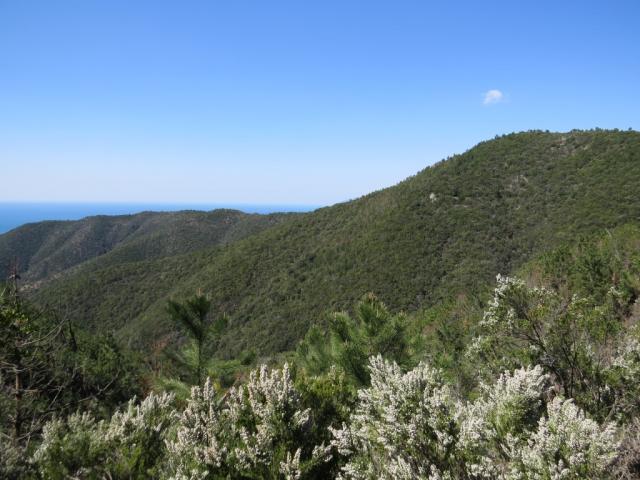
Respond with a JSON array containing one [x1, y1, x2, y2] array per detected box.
[[7, 129, 639, 356]]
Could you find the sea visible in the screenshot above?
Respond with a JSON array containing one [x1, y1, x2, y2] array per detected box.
[[0, 202, 319, 234]]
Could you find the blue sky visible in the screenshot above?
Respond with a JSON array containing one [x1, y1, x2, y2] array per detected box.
[[1, 1, 638, 205]]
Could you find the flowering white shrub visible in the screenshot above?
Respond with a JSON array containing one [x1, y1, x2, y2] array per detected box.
[[33, 411, 110, 478], [510, 397, 619, 479], [0, 435, 30, 479], [165, 378, 225, 479], [166, 363, 329, 479], [613, 335, 640, 376], [460, 366, 619, 479], [330, 355, 459, 479], [608, 330, 640, 419], [459, 365, 550, 478], [469, 274, 630, 421], [331, 356, 621, 480], [26, 355, 627, 479], [33, 392, 175, 479], [469, 275, 559, 361]]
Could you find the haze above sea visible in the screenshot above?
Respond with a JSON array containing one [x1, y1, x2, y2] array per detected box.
[[0, 202, 319, 234]]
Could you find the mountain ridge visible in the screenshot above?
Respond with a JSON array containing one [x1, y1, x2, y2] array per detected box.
[[0, 209, 295, 286]]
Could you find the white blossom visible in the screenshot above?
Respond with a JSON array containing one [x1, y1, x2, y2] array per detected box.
[[509, 397, 619, 479], [33, 392, 175, 478], [459, 365, 550, 478], [331, 355, 458, 479], [166, 363, 327, 479]]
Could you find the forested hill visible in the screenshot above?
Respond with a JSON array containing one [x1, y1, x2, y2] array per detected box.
[[19, 129, 640, 356], [0, 209, 293, 284]]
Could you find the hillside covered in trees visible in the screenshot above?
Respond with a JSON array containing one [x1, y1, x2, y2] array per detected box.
[[0, 209, 293, 285], [8, 129, 639, 357], [2, 222, 640, 478]]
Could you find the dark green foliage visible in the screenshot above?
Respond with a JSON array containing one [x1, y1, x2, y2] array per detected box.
[[297, 293, 411, 385], [528, 224, 640, 307], [0, 290, 142, 449], [411, 296, 483, 395], [165, 294, 228, 386], [0, 289, 57, 443], [66, 331, 144, 415], [295, 368, 355, 479]]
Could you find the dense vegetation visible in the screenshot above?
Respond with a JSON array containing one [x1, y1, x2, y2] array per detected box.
[[0, 209, 292, 284], [12, 129, 640, 358], [2, 224, 640, 478]]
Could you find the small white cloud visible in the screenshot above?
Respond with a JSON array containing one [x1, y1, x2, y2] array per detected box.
[[483, 89, 504, 105]]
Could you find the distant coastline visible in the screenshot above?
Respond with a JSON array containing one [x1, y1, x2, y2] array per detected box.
[[0, 202, 319, 234]]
